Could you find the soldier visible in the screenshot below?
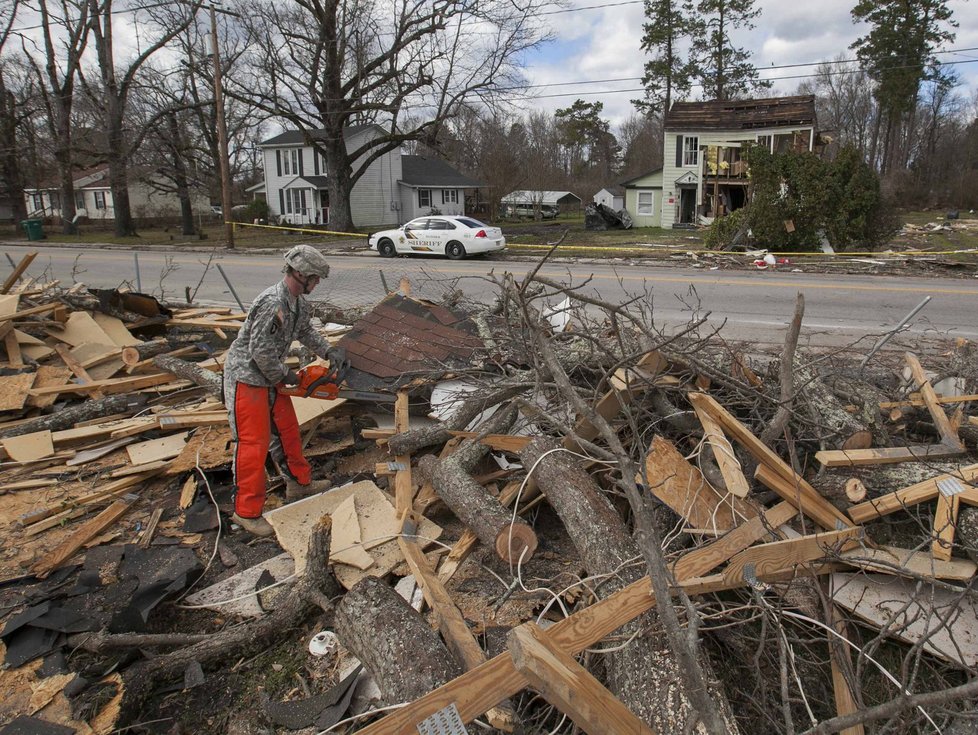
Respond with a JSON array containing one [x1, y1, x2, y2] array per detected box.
[[224, 244, 345, 537]]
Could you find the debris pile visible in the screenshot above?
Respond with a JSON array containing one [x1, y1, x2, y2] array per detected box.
[[584, 202, 633, 230], [1, 251, 977, 734]]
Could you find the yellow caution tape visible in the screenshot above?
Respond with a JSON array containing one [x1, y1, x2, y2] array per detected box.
[[504, 243, 978, 258]]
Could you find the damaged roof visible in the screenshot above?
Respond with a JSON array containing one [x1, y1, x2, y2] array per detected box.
[[664, 95, 816, 132], [337, 294, 483, 389]]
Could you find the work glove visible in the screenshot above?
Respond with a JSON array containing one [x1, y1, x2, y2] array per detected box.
[[284, 369, 300, 387], [327, 347, 350, 383]]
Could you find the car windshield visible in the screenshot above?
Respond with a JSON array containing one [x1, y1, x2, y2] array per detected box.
[[456, 217, 486, 228]]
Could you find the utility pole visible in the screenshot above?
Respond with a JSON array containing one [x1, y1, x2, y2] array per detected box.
[[209, 3, 234, 249]]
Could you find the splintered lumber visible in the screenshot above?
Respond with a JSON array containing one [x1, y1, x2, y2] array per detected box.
[[826, 603, 865, 735], [1, 251, 37, 294], [932, 489, 961, 562], [689, 392, 853, 530], [691, 401, 750, 497], [19, 471, 158, 527], [638, 435, 757, 532], [846, 464, 978, 523], [839, 544, 976, 581], [55, 344, 105, 399], [392, 391, 414, 515], [518, 436, 736, 732], [722, 528, 862, 585], [815, 444, 966, 467], [151, 354, 222, 396], [905, 352, 963, 449], [333, 576, 463, 706], [354, 562, 832, 734], [753, 463, 852, 532], [508, 623, 654, 735], [28, 372, 177, 397], [398, 513, 517, 732], [30, 495, 137, 578]]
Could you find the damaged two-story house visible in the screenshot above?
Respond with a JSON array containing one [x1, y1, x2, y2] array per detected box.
[[622, 95, 821, 229]]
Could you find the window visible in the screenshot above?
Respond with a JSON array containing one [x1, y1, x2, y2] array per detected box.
[[31, 193, 43, 212], [319, 152, 328, 175], [75, 192, 85, 209], [405, 219, 428, 230], [428, 219, 455, 230], [682, 136, 699, 167], [756, 135, 772, 152], [637, 191, 654, 215], [94, 191, 106, 210], [441, 189, 458, 204], [286, 189, 307, 215], [283, 148, 301, 176], [418, 189, 431, 208]]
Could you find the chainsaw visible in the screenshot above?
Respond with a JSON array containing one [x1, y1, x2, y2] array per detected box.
[[277, 364, 396, 403]]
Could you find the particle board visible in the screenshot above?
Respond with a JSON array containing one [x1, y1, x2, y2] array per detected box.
[[125, 432, 189, 465], [24, 366, 72, 409], [165, 426, 233, 475], [831, 572, 978, 668], [3, 430, 54, 462], [264, 480, 442, 589], [0, 372, 35, 411]]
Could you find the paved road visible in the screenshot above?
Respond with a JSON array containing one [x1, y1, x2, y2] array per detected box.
[[5, 244, 978, 347]]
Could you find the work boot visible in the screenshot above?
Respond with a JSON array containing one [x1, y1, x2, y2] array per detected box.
[[231, 513, 275, 538], [285, 477, 320, 501]]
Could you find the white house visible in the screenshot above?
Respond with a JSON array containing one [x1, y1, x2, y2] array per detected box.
[[24, 165, 210, 222], [622, 95, 818, 229], [593, 187, 624, 210], [256, 125, 482, 228]]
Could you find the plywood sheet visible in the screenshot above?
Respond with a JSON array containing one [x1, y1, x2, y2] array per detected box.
[[329, 495, 375, 569], [25, 366, 72, 409], [265, 480, 442, 589], [166, 426, 232, 475], [291, 395, 346, 428], [93, 313, 140, 346], [831, 572, 978, 668], [0, 294, 19, 316], [126, 431, 188, 464], [14, 330, 53, 361], [54, 311, 116, 347], [0, 372, 35, 411], [3, 430, 54, 462], [70, 343, 123, 381]]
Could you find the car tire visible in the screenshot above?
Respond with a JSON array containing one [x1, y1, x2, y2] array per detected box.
[[378, 239, 396, 258], [446, 241, 466, 260]]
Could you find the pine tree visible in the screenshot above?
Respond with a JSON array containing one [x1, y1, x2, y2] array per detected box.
[[690, 0, 770, 100], [634, 0, 700, 115]]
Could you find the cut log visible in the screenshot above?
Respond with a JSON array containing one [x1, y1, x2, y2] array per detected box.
[[518, 436, 739, 733], [0, 393, 149, 439], [845, 478, 867, 503], [334, 576, 462, 706], [152, 354, 222, 397], [122, 335, 210, 366], [419, 443, 537, 563]]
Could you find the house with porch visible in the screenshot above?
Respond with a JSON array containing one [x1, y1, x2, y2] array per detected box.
[[256, 124, 481, 228], [622, 95, 819, 229]]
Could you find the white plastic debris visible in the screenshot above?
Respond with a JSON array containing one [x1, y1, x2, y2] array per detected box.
[[309, 630, 339, 657]]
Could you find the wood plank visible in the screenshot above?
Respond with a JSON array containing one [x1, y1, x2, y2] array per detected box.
[[0, 303, 59, 323], [0, 251, 37, 294], [399, 513, 517, 732], [31, 495, 137, 578], [18, 471, 156, 527], [393, 390, 414, 518], [815, 444, 966, 467], [55, 344, 106, 400], [692, 400, 750, 498], [508, 622, 654, 735], [639, 435, 756, 532], [689, 392, 853, 530], [753, 462, 851, 533], [722, 528, 863, 585], [157, 411, 228, 430], [846, 464, 978, 523], [0, 478, 59, 492], [839, 544, 976, 581], [870, 393, 978, 411], [166, 318, 243, 329], [3, 430, 54, 462], [931, 491, 960, 562], [4, 331, 22, 366], [827, 603, 865, 735], [126, 432, 189, 464], [906, 352, 962, 448], [138, 507, 164, 548], [354, 563, 830, 735], [28, 372, 178, 397]]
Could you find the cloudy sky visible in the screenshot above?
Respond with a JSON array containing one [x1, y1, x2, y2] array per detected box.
[[518, 0, 978, 125]]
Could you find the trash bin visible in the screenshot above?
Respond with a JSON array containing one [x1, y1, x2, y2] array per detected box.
[[21, 219, 44, 241]]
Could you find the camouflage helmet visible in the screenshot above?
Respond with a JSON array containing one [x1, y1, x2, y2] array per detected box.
[[283, 244, 330, 279]]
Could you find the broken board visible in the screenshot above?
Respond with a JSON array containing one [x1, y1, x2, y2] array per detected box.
[[126, 432, 189, 465], [92, 313, 139, 346], [831, 572, 978, 668], [264, 480, 442, 589], [291, 395, 346, 428], [53, 311, 116, 347], [3, 431, 54, 463], [183, 553, 295, 617], [166, 426, 232, 475]]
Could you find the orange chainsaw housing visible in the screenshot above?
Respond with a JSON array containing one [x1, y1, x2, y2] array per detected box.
[[277, 364, 341, 400]]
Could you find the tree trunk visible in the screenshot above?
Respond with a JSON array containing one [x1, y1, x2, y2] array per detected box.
[[518, 437, 740, 733], [0, 393, 149, 439], [418, 445, 538, 563], [334, 576, 463, 706], [0, 77, 28, 226], [166, 111, 196, 236], [122, 337, 203, 366], [152, 354, 223, 397]]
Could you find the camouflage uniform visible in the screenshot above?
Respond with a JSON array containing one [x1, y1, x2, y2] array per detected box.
[[224, 280, 335, 518]]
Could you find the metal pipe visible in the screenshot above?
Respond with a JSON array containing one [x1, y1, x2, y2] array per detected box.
[[134, 252, 142, 293], [216, 263, 245, 311]]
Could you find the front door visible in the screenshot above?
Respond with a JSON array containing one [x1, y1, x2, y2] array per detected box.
[[678, 186, 696, 224]]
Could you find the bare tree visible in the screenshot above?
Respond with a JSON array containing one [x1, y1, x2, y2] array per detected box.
[[233, 0, 553, 232], [0, 0, 29, 224]]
